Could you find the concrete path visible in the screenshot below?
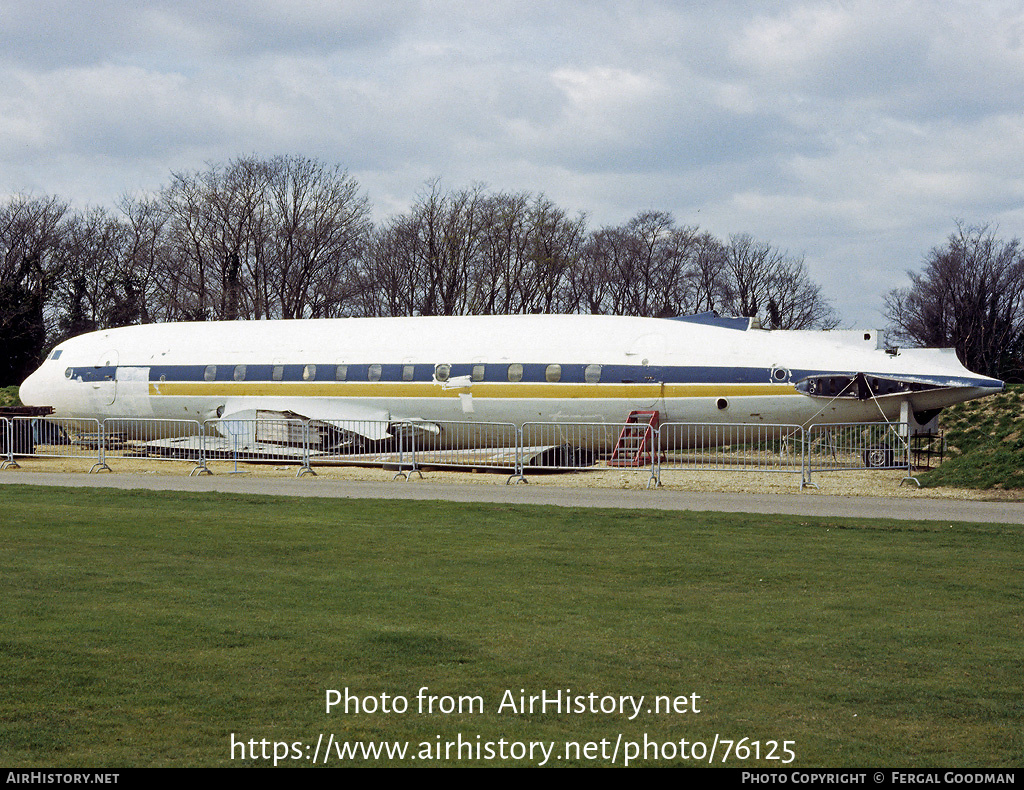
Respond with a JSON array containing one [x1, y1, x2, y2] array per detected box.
[[2, 470, 1022, 524]]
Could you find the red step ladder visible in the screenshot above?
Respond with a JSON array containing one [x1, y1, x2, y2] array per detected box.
[[608, 410, 660, 467]]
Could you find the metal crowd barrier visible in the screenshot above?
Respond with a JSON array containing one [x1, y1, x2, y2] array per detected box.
[[655, 422, 806, 487], [1, 417, 14, 470], [308, 418, 412, 479], [204, 418, 315, 477], [307, 419, 523, 481], [9, 417, 107, 472], [1, 415, 924, 489], [101, 418, 208, 475], [519, 421, 657, 486], [804, 422, 918, 488], [394, 420, 522, 480]]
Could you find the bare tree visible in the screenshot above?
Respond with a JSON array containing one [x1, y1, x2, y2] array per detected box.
[[720, 234, 778, 320], [763, 257, 839, 330], [682, 232, 729, 314], [52, 206, 130, 339], [158, 155, 370, 321], [358, 182, 489, 316], [570, 212, 704, 317], [117, 194, 169, 326], [161, 157, 271, 321], [505, 194, 585, 314], [623, 211, 677, 316], [885, 222, 1024, 379], [264, 156, 371, 318], [563, 231, 616, 315], [721, 234, 838, 329], [353, 217, 421, 317], [468, 191, 531, 314], [422, 184, 488, 316], [159, 171, 215, 320], [577, 225, 633, 314]]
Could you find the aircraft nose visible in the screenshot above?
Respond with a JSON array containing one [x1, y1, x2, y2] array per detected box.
[[18, 366, 49, 407]]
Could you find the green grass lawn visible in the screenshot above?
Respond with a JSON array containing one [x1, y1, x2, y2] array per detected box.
[[1, 486, 1021, 767]]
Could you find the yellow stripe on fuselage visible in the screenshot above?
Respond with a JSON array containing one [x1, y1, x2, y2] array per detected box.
[[150, 382, 798, 399]]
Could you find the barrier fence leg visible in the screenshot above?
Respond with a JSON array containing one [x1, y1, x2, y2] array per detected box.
[[90, 421, 112, 473], [297, 421, 316, 478], [408, 428, 423, 480], [506, 427, 527, 484], [800, 433, 818, 490], [899, 427, 920, 488], [1, 420, 19, 470], [190, 423, 212, 476], [228, 431, 247, 474], [391, 425, 409, 480], [646, 427, 661, 489]]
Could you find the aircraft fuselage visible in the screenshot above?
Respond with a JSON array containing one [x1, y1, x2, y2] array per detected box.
[[18, 314, 1004, 432]]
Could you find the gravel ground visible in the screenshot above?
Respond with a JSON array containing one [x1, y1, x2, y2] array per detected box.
[[4, 454, 1020, 502]]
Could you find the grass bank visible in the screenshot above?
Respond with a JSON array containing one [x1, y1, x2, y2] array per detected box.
[[920, 384, 1024, 489], [1, 385, 21, 408], [1, 486, 1020, 767]]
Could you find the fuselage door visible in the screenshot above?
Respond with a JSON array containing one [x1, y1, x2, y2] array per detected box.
[[638, 363, 668, 415], [627, 334, 667, 414], [115, 365, 154, 417], [92, 349, 118, 407]]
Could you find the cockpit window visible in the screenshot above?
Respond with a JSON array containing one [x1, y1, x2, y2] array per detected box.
[[50, 350, 62, 360]]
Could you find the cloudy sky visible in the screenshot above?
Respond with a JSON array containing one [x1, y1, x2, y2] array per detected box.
[[2, 0, 1023, 327]]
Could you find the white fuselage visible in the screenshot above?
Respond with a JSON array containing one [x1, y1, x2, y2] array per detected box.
[[18, 314, 1003, 431]]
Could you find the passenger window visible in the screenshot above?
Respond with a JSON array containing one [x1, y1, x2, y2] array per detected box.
[[584, 364, 602, 384], [545, 364, 561, 383], [472, 364, 485, 382], [65, 367, 73, 379], [204, 365, 216, 382], [272, 365, 284, 381], [233, 365, 246, 382], [303, 364, 316, 381], [368, 364, 382, 382], [403, 365, 415, 382], [507, 363, 523, 383], [335, 365, 348, 381], [435, 364, 450, 382]]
